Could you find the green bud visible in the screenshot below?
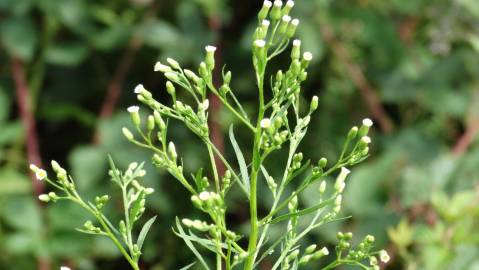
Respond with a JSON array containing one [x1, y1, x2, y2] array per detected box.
[[122, 127, 134, 141], [270, 0, 282, 20], [279, 15, 291, 34], [258, 0, 272, 20], [310, 96, 319, 112], [168, 142, 177, 161], [147, 115, 155, 131], [166, 81, 175, 96], [205, 45, 216, 70], [38, 194, 50, 202], [282, 0, 294, 16], [154, 110, 166, 130], [299, 254, 311, 265], [224, 71, 232, 85], [347, 126, 358, 140], [318, 157, 327, 168], [166, 58, 181, 70], [286, 18, 299, 38], [318, 180, 326, 193], [199, 62, 209, 79], [291, 39, 301, 60], [127, 106, 141, 127], [305, 244, 317, 254], [358, 118, 373, 137], [165, 72, 180, 82], [184, 69, 200, 83], [154, 61, 172, 73]]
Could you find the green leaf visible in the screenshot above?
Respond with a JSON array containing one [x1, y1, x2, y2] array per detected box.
[[229, 125, 250, 196], [0, 16, 38, 60], [180, 262, 197, 270], [137, 215, 157, 250], [267, 197, 335, 224], [174, 217, 210, 270], [45, 42, 89, 66], [0, 169, 31, 195], [138, 20, 180, 49]]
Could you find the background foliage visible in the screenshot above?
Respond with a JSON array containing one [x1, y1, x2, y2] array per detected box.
[[0, 0, 478, 269]]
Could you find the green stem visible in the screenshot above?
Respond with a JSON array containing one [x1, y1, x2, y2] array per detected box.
[[244, 61, 266, 270]]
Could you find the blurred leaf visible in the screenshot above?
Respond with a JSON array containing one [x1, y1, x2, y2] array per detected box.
[[0, 121, 23, 146], [90, 24, 132, 51], [45, 42, 89, 66], [0, 169, 31, 195], [1, 196, 42, 232], [69, 146, 107, 192], [0, 16, 38, 61], [138, 20, 180, 49]]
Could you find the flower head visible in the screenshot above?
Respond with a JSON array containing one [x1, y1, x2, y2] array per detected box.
[[205, 45, 217, 52], [134, 84, 145, 94], [254, 39, 266, 48], [362, 118, 373, 127], [260, 118, 271, 129], [35, 169, 47, 181], [60, 267, 72, 270], [303, 52, 313, 61], [127, 106, 140, 113], [293, 39, 301, 47], [379, 250, 390, 263]]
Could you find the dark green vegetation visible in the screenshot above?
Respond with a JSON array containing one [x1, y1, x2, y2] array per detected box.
[[0, 0, 478, 269]]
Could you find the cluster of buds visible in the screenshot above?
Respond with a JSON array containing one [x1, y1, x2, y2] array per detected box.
[[38, 192, 58, 203], [266, 175, 277, 194], [257, 1, 298, 37], [298, 245, 329, 265], [95, 195, 110, 209], [191, 191, 225, 215], [288, 152, 303, 173], [312, 157, 327, 178], [83, 220, 103, 234], [333, 232, 388, 268], [221, 170, 232, 195], [259, 117, 289, 150], [182, 218, 215, 232]]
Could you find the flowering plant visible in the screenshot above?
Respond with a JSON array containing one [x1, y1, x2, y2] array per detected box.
[[33, 1, 389, 269]]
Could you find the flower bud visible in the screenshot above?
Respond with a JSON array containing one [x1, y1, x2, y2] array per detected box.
[[147, 115, 155, 131], [335, 167, 350, 192], [310, 96, 318, 112], [168, 142, 177, 161], [318, 180, 326, 193], [358, 136, 371, 149], [318, 157, 327, 168], [165, 72, 179, 82], [291, 39, 301, 60], [305, 244, 317, 254], [358, 118, 373, 137], [127, 106, 141, 127], [253, 39, 266, 59], [279, 15, 291, 34], [38, 194, 50, 202], [270, 0, 283, 20], [260, 118, 271, 129], [302, 52, 313, 68], [224, 71, 232, 85], [286, 18, 299, 38], [122, 127, 134, 141], [259, 20, 270, 39], [166, 58, 181, 70], [258, 0, 273, 21], [154, 62, 172, 73], [166, 81, 175, 96], [184, 69, 200, 83], [205, 45, 216, 70], [312, 247, 329, 259], [347, 126, 358, 140], [299, 254, 311, 265], [199, 62, 209, 79], [153, 111, 166, 131], [282, 0, 294, 16]]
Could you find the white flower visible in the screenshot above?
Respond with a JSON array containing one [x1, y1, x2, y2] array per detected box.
[[134, 84, 145, 94], [260, 118, 271, 129], [274, 0, 282, 7], [60, 267, 71, 270], [291, 18, 300, 26], [319, 247, 329, 256], [35, 169, 47, 181], [127, 106, 140, 113], [361, 136, 371, 144], [282, 15, 291, 23], [286, 0, 294, 8], [38, 194, 50, 202], [29, 164, 39, 172], [154, 62, 171, 72], [199, 191, 211, 201], [362, 118, 373, 127], [263, 0, 273, 8], [303, 52, 313, 61], [293, 39, 301, 47], [379, 250, 390, 263], [205, 45, 217, 52], [254, 39, 266, 48], [262, 20, 270, 27]]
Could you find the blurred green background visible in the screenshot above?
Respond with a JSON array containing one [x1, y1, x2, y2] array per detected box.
[[1, 0, 478, 269]]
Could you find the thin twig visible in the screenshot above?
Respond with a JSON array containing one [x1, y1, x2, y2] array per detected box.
[[452, 90, 479, 156], [11, 57, 50, 270], [208, 16, 226, 176], [319, 22, 394, 133], [11, 57, 44, 196]]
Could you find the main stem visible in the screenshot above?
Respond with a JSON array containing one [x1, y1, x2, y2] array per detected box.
[[245, 66, 266, 270]]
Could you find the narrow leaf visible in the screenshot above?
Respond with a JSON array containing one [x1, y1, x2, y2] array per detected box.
[[268, 197, 335, 224], [180, 262, 197, 270], [229, 125, 250, 196], [137, 215, 157, 250], [174, 218, 210, 270]]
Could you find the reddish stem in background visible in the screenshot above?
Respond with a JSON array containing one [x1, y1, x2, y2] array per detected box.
[[11, 57, 50, 270], [452, 90, 479, 156], [11, 57, 44, 196], [208, 16, 226, 176], [319, 23, 394, 134]]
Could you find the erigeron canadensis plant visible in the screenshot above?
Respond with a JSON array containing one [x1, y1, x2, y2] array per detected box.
[[30, 159, 156, 270], [33, 1, 389, 269]]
